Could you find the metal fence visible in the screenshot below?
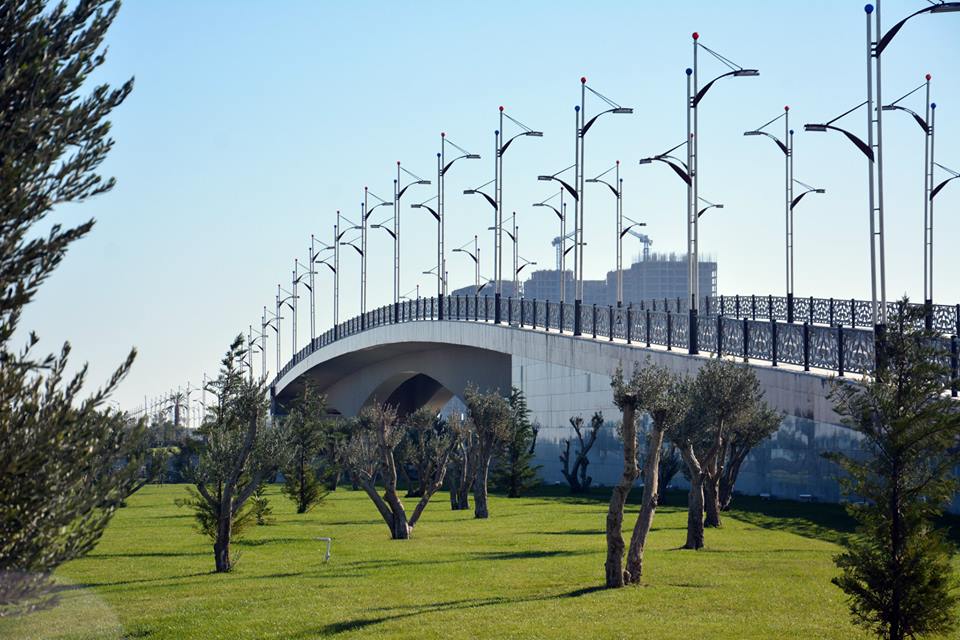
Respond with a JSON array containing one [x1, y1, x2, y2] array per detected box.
[[274, 295, 960, 393]]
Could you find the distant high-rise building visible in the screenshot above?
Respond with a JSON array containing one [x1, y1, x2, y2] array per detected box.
[[449, 252, 717, 307]]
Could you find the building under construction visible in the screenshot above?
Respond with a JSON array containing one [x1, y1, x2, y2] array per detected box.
[[521, 251, 717, 306]]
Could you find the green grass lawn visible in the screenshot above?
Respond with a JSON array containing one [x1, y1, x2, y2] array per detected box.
[[0, 484, 888, 639]]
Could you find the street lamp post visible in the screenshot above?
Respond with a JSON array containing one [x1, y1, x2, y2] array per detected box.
[[619, 214, 647, 305], [310, 232, 335, 342], [688, 33, 758, 353], [533, 189, 568, 304], [538, 165, 579, 309], [362, 187, 393, 329], [745, 105, 799, 320], [275, 284, 295, 374], [861, 0, 959, 340], [453, 235, 481, 295], [338, 211, 364, 327], [882, 75, 935, 326], [439, 134, 480, 319], [495, 107, 542, 323], [463, 177, 497, 299], [585, 161, 625, 306], [392, 163, 431, 323], [573, 77, 632, 336]]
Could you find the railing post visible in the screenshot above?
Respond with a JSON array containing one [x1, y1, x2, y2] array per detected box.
[[574, 299, 582, 336], [559, 301, 565, 333], [456, 295, 461, 320], [533, 299, 538, 330], [720, 295, 726, 316], [688, 307, 699, 355], [508, 297, 513, 325], [646, 309, 652, 347], [787, 292, 794, 323], [771, 319, 778, 366], [751, 295, 756, 320], [546, 301, 552, 331], [803, 322, 810, 372], [474, 295, 479, 321], [608, 305, 614, 341], [626, 305, 633, 344], [592, 304, 597, 339], [717, 314, 724, 357], [520, 298, 525, 327], [431, 297, 435, 319], [735, 295, 740, 318], [809, 296, 814, 325], [837, 325, 845, 377], [495, 292, 501, 325], [484, 295, 489, 321], [768, 294, 774, 321], [667, 311, 672, 351], [850, 298, 856, 329], [742, 317, 749, 362], [951, 335, 958, 398]]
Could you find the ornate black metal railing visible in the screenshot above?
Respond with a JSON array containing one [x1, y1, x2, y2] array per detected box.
[[636, 294, 960, 336], [274, 294, 960, 395]]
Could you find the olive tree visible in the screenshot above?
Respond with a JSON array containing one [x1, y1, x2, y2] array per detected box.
[[559, 413, 604, 493], [463, 386, 512, 519]]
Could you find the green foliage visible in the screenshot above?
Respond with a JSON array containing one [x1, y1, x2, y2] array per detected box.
[[493, 388, 541, 497], [280, 383, 330, 514], [179, 336, 284, 571], [251, 484, 274, 526], [827, 301, 960, 640], [175, 486, 255, 541], [0, 0, 137, 617]]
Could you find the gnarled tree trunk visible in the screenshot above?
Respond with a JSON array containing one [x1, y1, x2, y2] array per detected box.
[[604, 402, 638, 588], [681, 444, 704, 550], [703, 476, 722, 527], [473, 456, 491, 519], [625, 426, 665, 583]]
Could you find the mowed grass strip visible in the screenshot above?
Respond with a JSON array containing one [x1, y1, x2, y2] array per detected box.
[[1, 484, 879, 640]]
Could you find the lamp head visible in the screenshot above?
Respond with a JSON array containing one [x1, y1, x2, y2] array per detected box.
[[537, 175, 552, 181], [743, 130, 762, 136], [463, 189, 476, 195], [814, 188, 826, 194], [417, 180, 432, 185], [638, 158, 653, 165], [881, 105, 896, 111], [930, 2, 960, 13], [733, 69, 759, 77], [612, 107, 633, 114], [585, 178, 598, 183], [526, 131, 544, 137], [804, 124, 828, 132], [715, 204, 725, 209], [466, 154, 481, 160]]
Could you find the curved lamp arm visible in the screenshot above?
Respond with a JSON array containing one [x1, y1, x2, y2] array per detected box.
[[804, 123, 874, 161], [931, 176, 959, 201], [537, 175, 578, 200]]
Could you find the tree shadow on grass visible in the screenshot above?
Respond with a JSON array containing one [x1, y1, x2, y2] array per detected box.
[[87, 551, 206, 559], [338, 548, 590, 572], [311, 585, 609, 637]]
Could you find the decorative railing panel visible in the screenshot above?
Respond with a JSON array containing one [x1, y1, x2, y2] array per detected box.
[[271, 294, 958, 395]]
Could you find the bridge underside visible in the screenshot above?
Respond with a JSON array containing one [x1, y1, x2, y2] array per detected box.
[[274, 340, 510, 417]]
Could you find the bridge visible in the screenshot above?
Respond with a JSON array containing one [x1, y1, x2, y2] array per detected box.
[[271, 293, 960, 505]]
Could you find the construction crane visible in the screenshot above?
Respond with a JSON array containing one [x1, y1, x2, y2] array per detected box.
[[551, 231, 576, 271], [626, 231, 652, 261]]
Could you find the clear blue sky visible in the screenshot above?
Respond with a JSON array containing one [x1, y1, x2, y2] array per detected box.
[[20, 1, 960, 410]]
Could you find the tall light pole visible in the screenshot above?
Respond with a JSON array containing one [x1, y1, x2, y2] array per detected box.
[[533, 189, 568, 304], [861, 0, 959, 340], [463, 178, 497, 295], [275, 284, 294, 374], [453, 235, 481, 295], [292, 258, 311, 353], [745, 105, 801, 320], [585, 161, 624, 306], [619, 215, 647, 305], [338, 212, 363, 326], [362, 187, 393, 329], [439, 134, 480, 319], [882, 75, 934, 326], [495, 107, 542, 323], [309, 233, 335, 342], [688, 33, 758, 353], [392, 163, 431, 322], [411, 196, 440, 307], [573, 77, 632, 336], [538, 165, 579, 307]]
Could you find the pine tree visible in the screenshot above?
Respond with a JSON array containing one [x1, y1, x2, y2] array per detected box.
[[0, 0, 140, 616], [827, 301, 960, 640], [281, 383, 330, 514], [493, 387, 541, 498]]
